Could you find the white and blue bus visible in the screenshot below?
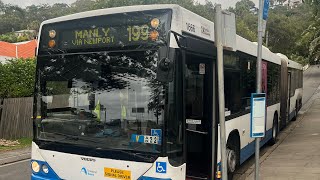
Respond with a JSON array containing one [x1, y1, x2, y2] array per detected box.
[[31, 4, 303, 180]]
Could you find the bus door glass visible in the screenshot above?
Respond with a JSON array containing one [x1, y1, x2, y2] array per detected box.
[[287, 71, 292, 120], [185, 54, 214, 179]]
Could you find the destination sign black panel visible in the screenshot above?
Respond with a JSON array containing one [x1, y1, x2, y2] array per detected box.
[[39, 9, 172, 53]]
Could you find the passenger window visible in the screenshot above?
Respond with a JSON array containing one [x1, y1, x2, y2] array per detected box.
[[224, 53, 241, 116], [239, 57, 256, 111]]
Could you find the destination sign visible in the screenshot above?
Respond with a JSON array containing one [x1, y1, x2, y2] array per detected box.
[[61, 25, 154, 49], [39, 9, 172, 53]]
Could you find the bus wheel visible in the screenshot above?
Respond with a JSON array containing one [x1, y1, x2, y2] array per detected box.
[[292, 102, 298, 121], [226, 136, 240, 180], [269, 114, 278, 145]]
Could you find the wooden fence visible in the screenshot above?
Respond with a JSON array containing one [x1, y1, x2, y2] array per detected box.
[[0, 97, 33, 139]]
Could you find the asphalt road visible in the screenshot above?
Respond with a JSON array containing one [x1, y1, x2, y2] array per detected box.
[[0, 66, 319, 180], [0, 159, 30, 180], [302, 65, 320, 105]]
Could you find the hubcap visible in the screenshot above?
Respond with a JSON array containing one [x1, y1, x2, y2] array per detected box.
[[227, 148, 236, 173]]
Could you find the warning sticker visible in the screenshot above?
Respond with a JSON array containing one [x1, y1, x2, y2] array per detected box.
[[186, 119, 202, 125], [199, 63, 206, 75], [104, 167, 131, 180]]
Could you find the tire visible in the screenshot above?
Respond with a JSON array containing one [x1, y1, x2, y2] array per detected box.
[[269, 114, 278, 145], [226, 136, 240, 180], [292, 102, 298, 121]]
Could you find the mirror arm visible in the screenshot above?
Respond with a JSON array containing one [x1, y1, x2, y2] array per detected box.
[[169, 30, 187, 50]]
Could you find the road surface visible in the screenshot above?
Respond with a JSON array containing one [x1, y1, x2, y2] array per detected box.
[[0, 159, 30, 180], [302, 65, 320, 105]]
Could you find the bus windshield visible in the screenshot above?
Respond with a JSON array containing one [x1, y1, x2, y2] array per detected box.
[[36, 50, 165, 154]]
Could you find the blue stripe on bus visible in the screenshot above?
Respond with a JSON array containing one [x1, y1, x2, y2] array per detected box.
[[31, 160, 61, 180], [138, 176, 172, 180], [240, 128, 272, 164]]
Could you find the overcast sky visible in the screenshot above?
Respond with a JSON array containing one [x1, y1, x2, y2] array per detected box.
[[2, 0, 259, 9]]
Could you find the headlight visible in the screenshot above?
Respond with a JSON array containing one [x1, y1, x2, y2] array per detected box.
[[31, 161, 40, 173], [42, 164, 49, 174]]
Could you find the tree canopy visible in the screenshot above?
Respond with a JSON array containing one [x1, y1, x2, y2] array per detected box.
[[0, 0, 318, 64], [0, 58, 36, 98]]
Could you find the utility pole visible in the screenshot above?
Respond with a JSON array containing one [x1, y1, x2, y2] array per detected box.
[[214, 4, 228, 180], [255, 0, 266, 179], [265, 31, 269, 47]]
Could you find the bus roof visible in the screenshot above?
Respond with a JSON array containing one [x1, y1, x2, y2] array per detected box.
[[39, 4, 301, 69], [40, 4, 180, 25]]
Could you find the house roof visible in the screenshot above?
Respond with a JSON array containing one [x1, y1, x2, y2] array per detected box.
[[0, 40, 37, 59]]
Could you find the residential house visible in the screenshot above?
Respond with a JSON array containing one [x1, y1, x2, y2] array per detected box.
[[0, 40, 37, 63]]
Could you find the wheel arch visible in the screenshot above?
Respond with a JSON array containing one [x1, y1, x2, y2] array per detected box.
[[227, 129, 240, 149], [274, 110, 279, 124]]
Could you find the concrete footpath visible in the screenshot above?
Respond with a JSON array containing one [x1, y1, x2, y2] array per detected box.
[[0, 147, 30, 166], [246, 87, 320, 180]]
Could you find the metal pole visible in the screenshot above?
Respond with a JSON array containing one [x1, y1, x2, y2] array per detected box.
[[214, 4, 228, 180], [265, 31, 269, 47], [256, 0, 264, 179]]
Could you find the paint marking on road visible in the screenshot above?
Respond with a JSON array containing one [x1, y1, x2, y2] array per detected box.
[[0, 159, 30, 168]]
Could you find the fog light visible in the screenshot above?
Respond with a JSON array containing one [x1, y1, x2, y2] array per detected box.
[[42, 164, 49, 174], [31, 161, 40, 173]]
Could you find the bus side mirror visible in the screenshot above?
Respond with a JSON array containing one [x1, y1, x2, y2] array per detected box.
[[156, 48, 174, 82], [156, 58, 174, 82]]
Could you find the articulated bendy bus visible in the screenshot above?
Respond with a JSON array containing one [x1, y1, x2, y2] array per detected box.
[[31, 4, 303, 180]]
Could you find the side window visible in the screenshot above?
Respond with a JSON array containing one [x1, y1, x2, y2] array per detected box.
[[267, 62, 280, 105], [299, 70, 303, 88], [289, 68, 295, 97], [224, 53, 241, 116], [239, 55, 256, 111], [224, 52, 257, 116]]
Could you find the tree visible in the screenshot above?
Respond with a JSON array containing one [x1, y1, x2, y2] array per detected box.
[[0, 58, 36, 98], [228, 0, 257, 41], [0, 32, 18, 43], [0, 5, 25, 34], [70, 0, 94, 13], [234, 0, 255, 18], [302, 0, 320, 63]]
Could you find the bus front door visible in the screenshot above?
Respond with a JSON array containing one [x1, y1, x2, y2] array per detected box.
[[185, 54, 215, 180]]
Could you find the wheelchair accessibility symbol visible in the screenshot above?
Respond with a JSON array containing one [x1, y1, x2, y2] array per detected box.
[[156, 162, 167, 174]]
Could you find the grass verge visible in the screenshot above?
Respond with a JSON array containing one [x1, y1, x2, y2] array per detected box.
[[0, 137, 32, 152]]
